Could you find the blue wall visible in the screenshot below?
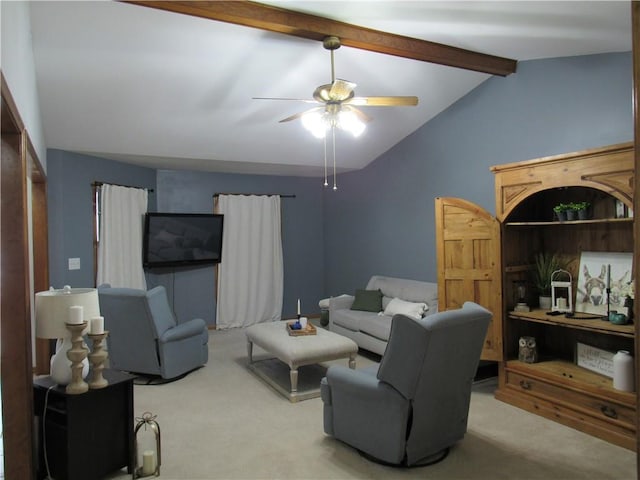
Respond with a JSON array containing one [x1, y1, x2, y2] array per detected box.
[[323, 52, 633, 295], [47, 52, 632, 323], [150, 170, 324, 324], [47, 151, 324, 325], [46, 150, 157, 288]]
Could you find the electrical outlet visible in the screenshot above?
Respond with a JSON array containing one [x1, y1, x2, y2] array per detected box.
[[68, 258, 81, 270]]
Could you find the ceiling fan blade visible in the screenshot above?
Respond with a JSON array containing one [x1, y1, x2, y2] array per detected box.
[[342, 105, 372, 123], [278, 111, 308, 123], [278, 106, 323, 123], [346, 96, 419, 107], [328, 79, 356, 101], [253, 97, 319, 104]]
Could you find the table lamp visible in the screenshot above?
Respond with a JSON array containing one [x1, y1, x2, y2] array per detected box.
[[35, 286, 100, 388]]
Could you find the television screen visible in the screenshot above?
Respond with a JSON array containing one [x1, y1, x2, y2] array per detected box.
[[143, 213, 224, 268]]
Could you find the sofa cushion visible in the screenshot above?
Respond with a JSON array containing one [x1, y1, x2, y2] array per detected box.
[[332, 309, 370, 331], [367, 276, 438, 308], [358, 314, 393, 341], [350, 289, 383, 312], [383, 297, 428, 320]]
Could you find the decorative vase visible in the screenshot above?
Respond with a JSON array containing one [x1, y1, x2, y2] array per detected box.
[[539, 295, 552, 310], [577, 209, 589, 220], [565, 209, 576, 221], [555, 211, 567, 222], [613, 350, 634, 392]]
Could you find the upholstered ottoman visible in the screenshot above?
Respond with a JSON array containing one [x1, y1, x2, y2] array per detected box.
[[246, 321, 358, 402]]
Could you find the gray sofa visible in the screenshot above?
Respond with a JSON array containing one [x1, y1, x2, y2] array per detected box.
[[329, 275, 438, 355]]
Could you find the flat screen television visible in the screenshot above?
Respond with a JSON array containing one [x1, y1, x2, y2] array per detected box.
[[143, 212, 224, 269]]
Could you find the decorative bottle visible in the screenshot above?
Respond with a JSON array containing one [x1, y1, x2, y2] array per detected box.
[[613, 350, 634, 392]]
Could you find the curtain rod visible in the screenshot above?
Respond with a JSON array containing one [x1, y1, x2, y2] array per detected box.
[[213, 193, 295, 198], [92, 181, 154, 193]]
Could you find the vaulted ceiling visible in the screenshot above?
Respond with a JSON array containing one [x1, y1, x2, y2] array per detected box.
[[28, 1, 631, 176]]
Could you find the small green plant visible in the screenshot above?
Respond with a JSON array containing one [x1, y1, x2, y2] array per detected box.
[[532, 252, 568, 296], [570, 201, 590, 211], [553, 203, 569, 214]]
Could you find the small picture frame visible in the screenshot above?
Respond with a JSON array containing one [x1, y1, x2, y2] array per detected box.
[[576, 342, 614, 378], [615, 199, 627, 218], [575, 251, 633, 316]]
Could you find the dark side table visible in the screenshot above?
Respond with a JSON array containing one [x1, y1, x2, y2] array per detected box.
[[33, 369, 135, 480]]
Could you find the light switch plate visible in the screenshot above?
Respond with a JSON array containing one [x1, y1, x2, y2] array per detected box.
[[68, 257, 81, 270]]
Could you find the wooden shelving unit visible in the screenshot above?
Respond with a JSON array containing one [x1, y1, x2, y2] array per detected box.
[[494, 142, 636, 450], [436, 142, 636, 450], [509, 309, 634, 338], [505, 218, 633, 227]]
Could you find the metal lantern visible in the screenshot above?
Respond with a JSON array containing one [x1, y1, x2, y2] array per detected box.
[[551, 269, 573, 313], [133, 412, 161, 478]]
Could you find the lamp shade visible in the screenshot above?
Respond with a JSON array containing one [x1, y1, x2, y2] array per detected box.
[[35, 286, 100, 338]]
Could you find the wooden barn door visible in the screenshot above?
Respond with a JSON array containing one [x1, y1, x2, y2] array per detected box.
[[435, 197, 503, 361]]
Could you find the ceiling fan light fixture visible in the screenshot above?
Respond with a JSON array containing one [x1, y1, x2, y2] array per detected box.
[[337, 110, 366, 138], [301, 108, 365, 139], [301, 110, 328, 139]]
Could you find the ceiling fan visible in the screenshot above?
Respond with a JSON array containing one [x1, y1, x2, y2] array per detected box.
[[254, 36, 419, 139]]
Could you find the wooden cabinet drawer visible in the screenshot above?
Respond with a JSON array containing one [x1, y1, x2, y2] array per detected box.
[[505, 369, 636, 429]]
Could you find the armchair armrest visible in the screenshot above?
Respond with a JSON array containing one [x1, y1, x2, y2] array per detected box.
[[324, 365, 411, 464], [159, 318, 206, 343], [326, 365, 404, 407]]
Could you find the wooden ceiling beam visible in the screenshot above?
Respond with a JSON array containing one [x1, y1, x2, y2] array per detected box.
[[124, 0, 517, 76]]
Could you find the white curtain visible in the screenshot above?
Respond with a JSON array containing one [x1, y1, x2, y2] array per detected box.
[[216, 195, 283, 329], [97, 184, 148, 289]]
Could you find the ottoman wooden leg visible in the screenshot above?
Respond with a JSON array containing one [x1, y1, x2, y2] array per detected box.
[[289, 366, 298, 393], [247, 340, 254, 364], [349, 353, 356, 369]]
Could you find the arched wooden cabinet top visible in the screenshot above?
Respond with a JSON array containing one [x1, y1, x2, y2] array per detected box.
[[490, 142, 634, 222]]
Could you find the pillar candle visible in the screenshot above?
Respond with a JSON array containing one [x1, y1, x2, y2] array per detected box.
[[69, 305, 84, 324], [90, 316, 104, 334], [557, 298, 567, 309], [606, 264, 611, 289], [142, 450, 156, 475], [297, 299, 301, 315]]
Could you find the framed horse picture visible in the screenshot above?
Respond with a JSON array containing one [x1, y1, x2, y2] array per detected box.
[[575, 251, 633, 317]]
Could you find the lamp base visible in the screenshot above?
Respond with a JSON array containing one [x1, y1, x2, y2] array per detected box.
[[50, 337, 89, 386]]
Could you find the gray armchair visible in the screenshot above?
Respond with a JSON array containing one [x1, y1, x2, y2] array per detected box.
[[98, 285, 208, 380], [320, 301, 491, 466]]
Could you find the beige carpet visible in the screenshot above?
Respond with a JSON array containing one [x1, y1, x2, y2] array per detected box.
[[105, 325, 636, 480]]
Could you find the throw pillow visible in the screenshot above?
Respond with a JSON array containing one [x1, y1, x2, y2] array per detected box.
[[383, 297, 428, 320], [350, 289, 383, 312]]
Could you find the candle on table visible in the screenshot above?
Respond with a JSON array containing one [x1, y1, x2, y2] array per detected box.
[[142, 450, 156, 475], [90, 316, 104, 334], [557, 298, 567, 309], [68, 305, 84, 324], [297, 299, 301, 316], [606, 264, 611, 289]]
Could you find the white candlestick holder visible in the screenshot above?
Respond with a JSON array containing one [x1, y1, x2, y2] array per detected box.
[[65, 321, 89, 394], [88, 331, 109, 389]]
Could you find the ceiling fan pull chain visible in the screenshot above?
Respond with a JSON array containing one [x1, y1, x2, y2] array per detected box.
[[332, 127, 337, 191], [323, 135, 328, 187]]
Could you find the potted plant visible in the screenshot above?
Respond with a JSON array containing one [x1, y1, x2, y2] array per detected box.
[[553, 203, 569, 222], [572, 201, 591, 220], [532, 252, 567, 309]]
